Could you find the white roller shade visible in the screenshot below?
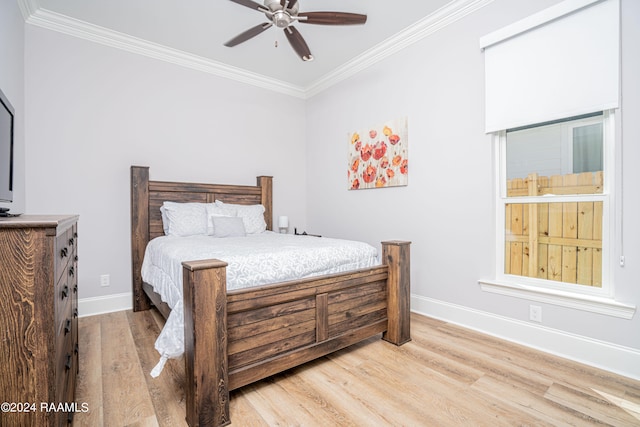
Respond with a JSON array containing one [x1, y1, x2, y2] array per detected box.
[[481, 0, 620, 133]]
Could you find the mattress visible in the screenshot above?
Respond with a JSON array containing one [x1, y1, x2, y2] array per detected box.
[[141, 231, 379, 376]]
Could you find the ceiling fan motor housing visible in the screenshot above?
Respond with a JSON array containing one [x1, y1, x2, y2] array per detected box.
[[264, 0, 299, 28], [272, 11, 291, 28]]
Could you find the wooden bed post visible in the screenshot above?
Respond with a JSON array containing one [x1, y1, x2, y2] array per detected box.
[[131, 166, 152, 312], [182, 259, 230, 427], [257, 176, 273, 231], [381, 241, 411, 345]]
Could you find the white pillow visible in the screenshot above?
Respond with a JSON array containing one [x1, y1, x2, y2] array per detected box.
[[160, 202, 208, 237], [215, 201, 266, 234], [160, 206, 170, 235], [206, 204, 237, 235], [211, 216, 246, 238]]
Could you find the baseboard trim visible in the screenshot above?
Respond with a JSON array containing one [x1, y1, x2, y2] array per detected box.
[[79, 292, 132, 317], [411, 295, 640, 381]]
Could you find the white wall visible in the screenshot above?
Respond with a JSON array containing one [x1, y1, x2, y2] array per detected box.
[[0, 1, 25, 214], [305, 0, 640, 377], [24, 26, 307, 302]]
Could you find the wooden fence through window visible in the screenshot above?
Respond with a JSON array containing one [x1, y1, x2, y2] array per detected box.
[[505, 172, 603, 287]]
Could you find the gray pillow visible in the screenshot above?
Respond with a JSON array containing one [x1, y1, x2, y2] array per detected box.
[[211, 216, 246, 238]]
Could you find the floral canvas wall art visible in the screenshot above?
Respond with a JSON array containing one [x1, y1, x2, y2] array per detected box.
[[348, 117, 408, 190]]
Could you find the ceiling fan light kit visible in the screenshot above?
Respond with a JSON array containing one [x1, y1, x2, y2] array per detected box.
[[225, 0, 367, 61]]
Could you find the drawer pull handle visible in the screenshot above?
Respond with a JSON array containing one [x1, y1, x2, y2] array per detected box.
[[74, 255, 79, 262], [60, 247, 68, 258], [69, 237, 74, 246], [61, 285, 68, 299], [74, 343, 79, 354], [73, 284, 78, 294], [74, 232, 78, 238], [64, 319, 71, 334], [68, 266, 74, 277], [65, 354, 72, 370], [73, 308, 78, 318]]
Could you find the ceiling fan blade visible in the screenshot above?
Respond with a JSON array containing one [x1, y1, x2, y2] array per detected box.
[[224, 22, 273, 47], [298, 12, 367, 25], [229, 0, 269, 13], [284, 26, 313, 61], [288, 0, 298, 9]]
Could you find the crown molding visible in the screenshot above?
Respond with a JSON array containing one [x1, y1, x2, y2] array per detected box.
[[17, 0, 39, 20], [20, 0, 494, 99], [305, 0, 496, 98], [22, 6, 307, 98]]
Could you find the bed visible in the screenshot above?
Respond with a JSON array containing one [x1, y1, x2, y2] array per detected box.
[[130, 166, 411, 427]]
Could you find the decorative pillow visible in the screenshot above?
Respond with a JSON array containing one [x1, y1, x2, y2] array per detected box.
[[160, 202, 208, 237], [206, 204, 237, 235], [215, 201, 266, 234], [211, 216, 246, 238]]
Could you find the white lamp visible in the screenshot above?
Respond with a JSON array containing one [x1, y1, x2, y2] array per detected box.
[[278, 216, 289, 234]]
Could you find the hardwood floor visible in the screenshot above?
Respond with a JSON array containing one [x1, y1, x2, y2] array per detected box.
[[74, 310, 640, 426]]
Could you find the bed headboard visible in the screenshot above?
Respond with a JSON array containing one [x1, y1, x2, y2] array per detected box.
[[130, 165, 273, 311]]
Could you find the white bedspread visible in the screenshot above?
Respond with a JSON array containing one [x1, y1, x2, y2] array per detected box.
[[140, 232, 379, 376]]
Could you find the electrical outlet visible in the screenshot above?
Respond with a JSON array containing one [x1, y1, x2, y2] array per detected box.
[[529, 305, 542, 323], [100, 274, 110, 287]]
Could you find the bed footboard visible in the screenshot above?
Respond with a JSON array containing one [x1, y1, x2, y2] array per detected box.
[[181, 241, 411, 427]]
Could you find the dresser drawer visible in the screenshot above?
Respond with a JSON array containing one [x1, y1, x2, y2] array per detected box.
[[55, 321, 77, 427], [68, 226, 78, 265], [56, 295, 72, 342], [55, 321, 75, 400], [56, 368, 77, 426], [55, 265, 74, 327], [55, 227, 73, 284]]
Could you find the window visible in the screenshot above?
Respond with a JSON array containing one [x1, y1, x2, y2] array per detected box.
[[496, 112, 612, 296], [506, 115, 604, 180], [498, 113, 613, 295], [482, 111, 634, 318], [479, 0, 634, 318]]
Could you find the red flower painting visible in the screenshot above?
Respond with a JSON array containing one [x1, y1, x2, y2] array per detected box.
[[348, 117, 408, 190]]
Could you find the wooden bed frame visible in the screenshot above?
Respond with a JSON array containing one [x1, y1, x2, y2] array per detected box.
[[130, 166, 411, 427]]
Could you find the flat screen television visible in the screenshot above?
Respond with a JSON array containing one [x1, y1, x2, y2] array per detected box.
[[0, 87, 15, 213]]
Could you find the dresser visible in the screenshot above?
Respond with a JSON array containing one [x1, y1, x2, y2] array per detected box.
[[0, 215, 79, 427]]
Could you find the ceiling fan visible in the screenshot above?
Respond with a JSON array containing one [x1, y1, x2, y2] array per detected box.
[[224, 0, 367, 62]]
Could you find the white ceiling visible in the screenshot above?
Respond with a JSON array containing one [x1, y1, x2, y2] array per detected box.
[[20, 0, 489, 97]]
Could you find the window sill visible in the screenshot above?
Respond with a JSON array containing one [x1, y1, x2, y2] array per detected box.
[[479, 279, 636, 319]]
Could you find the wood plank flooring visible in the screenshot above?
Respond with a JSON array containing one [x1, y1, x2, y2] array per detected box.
[[74, 310, 640, 426]]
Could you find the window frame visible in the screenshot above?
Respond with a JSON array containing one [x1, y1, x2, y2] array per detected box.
[[479, 110, 635, 319], [566, 117, 604, 174]]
